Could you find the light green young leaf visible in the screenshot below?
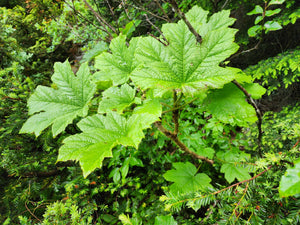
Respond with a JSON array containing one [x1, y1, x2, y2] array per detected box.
[[221, 163, 251, 183], [131, 6, 239, 97], [195, 147, 215, 159], [98, 84, 141, 113], [265, 8, 281, 17], [254, 16, 263, 25], [119, 214, 140, 225], [82, 42, 108, 63], [119, 20, 141, 37], [248, 25, 262, 37], [20, 61, 96, 137], [154, 215, 177, 225], [268, 0, 285, 6], [163, 162, 212, 194], [247, 5, 264, 15], [203, 83, 266, 126], [279, 159, 300, 197], [94, 35, 139, 86], [264, 21, 282, 32], [58, 107, 161, 177]]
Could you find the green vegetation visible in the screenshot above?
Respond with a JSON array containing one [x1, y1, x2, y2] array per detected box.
[[1, 0, 300, 224]]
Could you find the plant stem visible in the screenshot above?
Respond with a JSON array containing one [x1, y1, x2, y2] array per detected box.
[[154, 121, 214, 164], [232, 80, 263, 155], [173, 91, 179, 135]]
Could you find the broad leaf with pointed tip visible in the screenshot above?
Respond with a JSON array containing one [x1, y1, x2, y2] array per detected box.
[[131, 6, 240, 97], [203, 83, 266, 126], [58, 102, 162, 177], [98, 84, 141, 113], [20, 61, 96, 137], [94, 35, 139, 86], [163, 162, 212, 194]]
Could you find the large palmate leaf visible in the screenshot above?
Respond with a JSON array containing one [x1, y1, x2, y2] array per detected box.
[[203, 83, 266, 126], [58, 102, 162, 177], [94, 35, 139, 86], [164, 162, 212, 194], [131, 6, 240, 97], [279, 159, 300, 197], [20, 61, 96, 137], [98, 84, 141, 113]]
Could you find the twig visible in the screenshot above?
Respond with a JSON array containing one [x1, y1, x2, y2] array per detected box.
[[121, 0, 131, 20], [168, 0, 202, 43], [154, 121, 214, 164], [212, 165, 272, 196], [232, 80, 263, 155], [82, 0, 116, 38], [292, 138, 300, 148], [63, 0, 107, 42], [105, 0, 114, 16], [25, 201, 42, 222], [229, 39, 262, 61], [154, 0, 171, 22], [232, 182, 249, 222], [144, 14, 169, 45], [128, 4, 169, 22], [147, 32, 168, 46], [221, 0, 231, 10], [200, 200, 218, 224]]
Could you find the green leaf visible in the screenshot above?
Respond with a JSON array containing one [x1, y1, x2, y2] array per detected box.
[[98, 84, 141, 113], [20, 61, 96, 137], [82, 42, 108, 63], [265, 8, 281, 17], [131, 6, 239, 97], [58, 106, 161, 177], [110, 167, 121, 183], [203, 83, 266, 126], [154, 215, 177, 225], [119, 214, 139, 225], [254, 16, 263, 25], [247, 5, 264, 15], [264, 21, 282, 32], [248, 25, 262, 37], [279, 159, 300, 197], [195, 147, 215, 159], [217, 148, 250, 163], [94, 35, 139, 86], [163, 162, 212, 194], [268, 0, 285, 6], [120, 20, 141, 37], [221, 163, 251, 183]]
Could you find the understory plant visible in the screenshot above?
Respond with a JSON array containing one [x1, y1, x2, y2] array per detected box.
[[19, 4, 300, 224]]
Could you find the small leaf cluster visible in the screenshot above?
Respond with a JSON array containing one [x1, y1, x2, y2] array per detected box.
[[245, 47, 300, 96], [247, 0, 286, 37]]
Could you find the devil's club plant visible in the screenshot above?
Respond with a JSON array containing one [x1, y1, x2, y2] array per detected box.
[[21, 6, 266, 194]]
